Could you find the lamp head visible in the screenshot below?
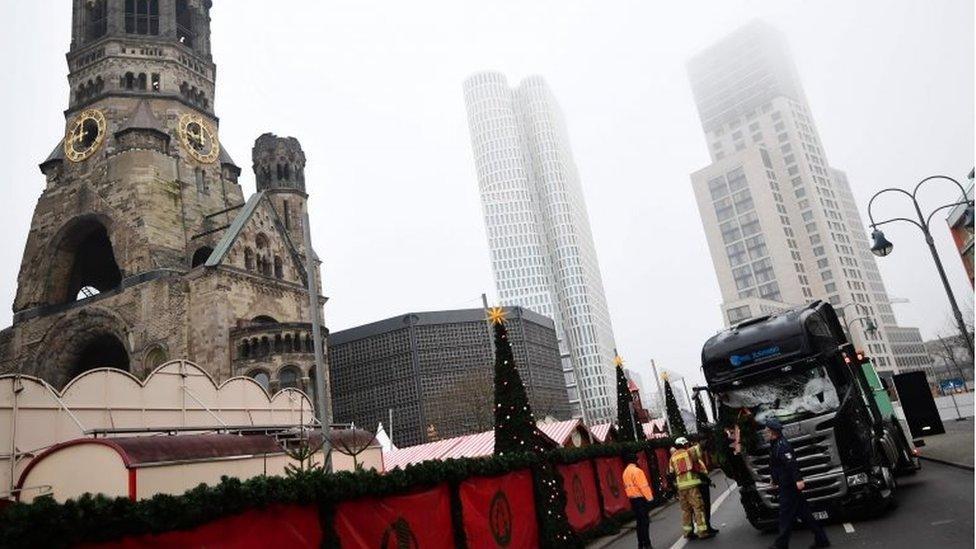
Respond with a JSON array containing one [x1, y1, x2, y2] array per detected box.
[[870, 229, 894, 257], [865, 318, 878, 334]]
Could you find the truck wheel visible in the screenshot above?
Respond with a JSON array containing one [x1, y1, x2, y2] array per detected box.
[[872, 465, 897, 515], [892, 421, 919, 476], [741, 491, 776, 532]]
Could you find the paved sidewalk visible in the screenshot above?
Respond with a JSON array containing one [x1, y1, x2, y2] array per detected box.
[[918, 418, 974, 469]]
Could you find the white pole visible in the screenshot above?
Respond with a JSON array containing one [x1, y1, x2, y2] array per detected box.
[[651, 359, 670, 435], [303, 212, 331, 428], [680, 377, 693, 411]]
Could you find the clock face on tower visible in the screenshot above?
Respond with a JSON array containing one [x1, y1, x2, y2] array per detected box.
[[63, 109, 107, 162], [178, 113, 220, 163]]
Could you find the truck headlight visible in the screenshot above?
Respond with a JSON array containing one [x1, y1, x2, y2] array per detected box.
[[846, 473, 868, 486]]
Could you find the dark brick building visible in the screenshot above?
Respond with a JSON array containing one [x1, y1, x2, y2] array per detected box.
[[328, 307, 570, 447]]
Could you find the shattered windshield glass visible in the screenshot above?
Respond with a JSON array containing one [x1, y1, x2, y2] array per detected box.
[[720, 366, 839, 423]]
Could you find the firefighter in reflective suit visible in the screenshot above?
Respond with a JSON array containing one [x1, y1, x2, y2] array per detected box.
[[669, 437, 713, 540], [764, 418, 830, 549]]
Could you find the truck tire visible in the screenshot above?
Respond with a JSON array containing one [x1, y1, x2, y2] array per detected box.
[[892, 420, 919, 476], [872, 464, 897, 516], [741, 490, 777, 532]]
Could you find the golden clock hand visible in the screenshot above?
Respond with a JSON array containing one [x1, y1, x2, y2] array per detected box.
[[68, 128, 88, 144]]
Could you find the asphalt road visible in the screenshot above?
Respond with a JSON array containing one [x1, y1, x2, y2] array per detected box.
[[600, 461, 974, 548]]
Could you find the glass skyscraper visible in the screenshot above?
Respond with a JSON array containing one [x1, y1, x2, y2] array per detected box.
[[688, 21, 932, 378], [463, 72, 618, 423]]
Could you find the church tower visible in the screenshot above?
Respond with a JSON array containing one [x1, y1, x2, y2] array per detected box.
[[252, 133, 308, 251], [0, 1, 329, 396]]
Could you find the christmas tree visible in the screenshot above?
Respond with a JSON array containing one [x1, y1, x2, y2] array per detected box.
[[693, 390, 709, 433], [614, 356, 642, 442], [486, 307, 580, 546], [489, 307, 546, 456], [662, 373, 687, 438]]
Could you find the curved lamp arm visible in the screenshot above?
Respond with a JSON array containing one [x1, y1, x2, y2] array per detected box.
[[926, 200, 973, 228], [913, 175, 969, 201], [867, 187, 919, 229], [871, 217, 925, 231], [846, 315, 875, 333]]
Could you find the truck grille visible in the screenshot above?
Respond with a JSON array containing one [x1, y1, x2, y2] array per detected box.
[[745, 415, 847, 508]]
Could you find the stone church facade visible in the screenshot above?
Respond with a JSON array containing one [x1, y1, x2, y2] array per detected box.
[[0, 0, 328, 400]]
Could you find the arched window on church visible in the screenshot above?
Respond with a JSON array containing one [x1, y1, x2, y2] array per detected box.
[[273, 256, 283, 279], [194, 167, 208, 195], [244, 247, 254, 270], [144, 346, 167, 370], [176, 0, 195, 48], [124, 72, 135, 90], [247, 369, 271, 392], [50, 217, 123, 305], [137, 73, 147, 91], [125, 0, 159, 36], [190, 246, 213, 268], [279, 366, 301, 390], [85, 0, 108, 42], [254, 234, 271, 276]]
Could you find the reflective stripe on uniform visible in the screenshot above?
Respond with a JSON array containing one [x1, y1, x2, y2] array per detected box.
[[670, 449, 705, 489]]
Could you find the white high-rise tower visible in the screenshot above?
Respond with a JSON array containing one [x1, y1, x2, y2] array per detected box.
[[463, 72, 618, 423], [687, 22, 932, 379]]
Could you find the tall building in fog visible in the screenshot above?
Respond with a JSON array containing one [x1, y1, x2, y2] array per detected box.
[[687, 22, 931, 378], [463, 72, 617, 423]]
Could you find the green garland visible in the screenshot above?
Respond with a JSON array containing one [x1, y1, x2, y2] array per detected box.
[[0, 440, 677, 548]]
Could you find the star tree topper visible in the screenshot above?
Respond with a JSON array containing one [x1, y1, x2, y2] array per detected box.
[[487, 307, 507, 325], [614, 355, 625, 368]]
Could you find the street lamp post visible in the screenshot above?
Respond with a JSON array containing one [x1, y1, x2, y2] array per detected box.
[[837, 301, 877, 345], [846, 315, 878, 338], [867, 175, 975, 363]]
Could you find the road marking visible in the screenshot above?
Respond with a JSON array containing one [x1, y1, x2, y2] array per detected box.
[[710, 481, 737, 513], [843, 523, 855, 533], [931, 519, 954, 526], [667, 483, 738, 549]]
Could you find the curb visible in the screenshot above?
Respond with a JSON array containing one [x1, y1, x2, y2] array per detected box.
[[918, 455, 975, 472]]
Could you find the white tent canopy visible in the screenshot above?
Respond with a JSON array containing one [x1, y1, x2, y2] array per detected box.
[[0, 360, 315, 499]]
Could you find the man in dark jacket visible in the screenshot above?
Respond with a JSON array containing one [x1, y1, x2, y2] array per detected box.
[[764, 418, 830, 549], [689, 441, 719, 535]]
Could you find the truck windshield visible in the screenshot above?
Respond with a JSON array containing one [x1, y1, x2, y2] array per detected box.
[[720, 366, 839, 423]]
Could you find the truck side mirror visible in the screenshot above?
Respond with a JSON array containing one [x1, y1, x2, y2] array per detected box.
[[913, 439, 926, 447]]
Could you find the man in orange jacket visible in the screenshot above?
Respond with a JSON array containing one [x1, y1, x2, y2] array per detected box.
[[622, 452, 655, 549]]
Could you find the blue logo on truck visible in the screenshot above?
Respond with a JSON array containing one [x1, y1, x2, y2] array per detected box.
[[730, 346, 781, 368]]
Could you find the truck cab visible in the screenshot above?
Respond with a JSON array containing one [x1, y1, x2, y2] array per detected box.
[[701, 301, 918, 529]]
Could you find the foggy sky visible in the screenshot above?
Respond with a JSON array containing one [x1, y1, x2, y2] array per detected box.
[[0, 1, 972, 389]]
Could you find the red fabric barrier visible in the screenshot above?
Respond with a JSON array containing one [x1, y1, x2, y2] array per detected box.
[[556, 461, 601, 533], [335, 483, 454, 548], [594, 456, 629, 517], [637, 451, 653, 488], [460, 469, 539, 549], [86, 504, 320, 549], [655, 448, 672, 491]]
